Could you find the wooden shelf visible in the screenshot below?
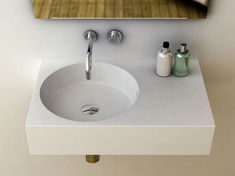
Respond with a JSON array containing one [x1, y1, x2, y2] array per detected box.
[[33, 0, 208, 19]]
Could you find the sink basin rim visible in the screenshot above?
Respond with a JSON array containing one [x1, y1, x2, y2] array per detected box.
[[39, 62, 140, 122]]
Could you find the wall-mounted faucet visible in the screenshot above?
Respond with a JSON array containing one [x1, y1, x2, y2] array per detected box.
[[83, 29, 123, 80], [84, 30, 98, 80]]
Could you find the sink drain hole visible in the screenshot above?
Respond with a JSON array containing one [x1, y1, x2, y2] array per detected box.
[[81, 104, 99, 115]]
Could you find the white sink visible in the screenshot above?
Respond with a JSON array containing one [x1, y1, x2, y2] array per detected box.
[[40, 62, 139, 122], [26, 59, 215, 155]]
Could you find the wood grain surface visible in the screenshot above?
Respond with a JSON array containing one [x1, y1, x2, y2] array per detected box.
[[33, 0, 208, 19]]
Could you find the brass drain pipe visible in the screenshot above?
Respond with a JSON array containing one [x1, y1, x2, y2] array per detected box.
[[86, 155, 100, 163]]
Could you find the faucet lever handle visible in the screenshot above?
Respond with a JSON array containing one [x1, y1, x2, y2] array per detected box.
[[107, 29, 123, 44]]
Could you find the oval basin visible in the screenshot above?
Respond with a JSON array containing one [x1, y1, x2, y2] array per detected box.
[[40, 62, 139, 122]]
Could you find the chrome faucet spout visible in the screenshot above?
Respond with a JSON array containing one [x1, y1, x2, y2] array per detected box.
[[84, 30, 97, 80], [85, 37, 93, 80]]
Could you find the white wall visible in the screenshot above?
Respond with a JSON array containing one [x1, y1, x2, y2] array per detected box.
[[1, 0, 235, 176], [1, 0, 234, 62]]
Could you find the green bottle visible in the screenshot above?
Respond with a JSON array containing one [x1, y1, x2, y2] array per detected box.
[[172, 43, 190, 77]]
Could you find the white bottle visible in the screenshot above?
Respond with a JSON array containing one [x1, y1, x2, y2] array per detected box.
[[156, 41, 173, 77]]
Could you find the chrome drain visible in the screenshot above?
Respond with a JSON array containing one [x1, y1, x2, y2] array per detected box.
[[81, 104, 99, 115]]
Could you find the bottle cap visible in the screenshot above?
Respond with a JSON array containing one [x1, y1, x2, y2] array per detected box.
[[180, 43, 187, 52], [163, 41, 169, 49]]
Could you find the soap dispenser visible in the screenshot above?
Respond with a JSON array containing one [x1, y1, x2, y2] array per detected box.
[[156, 41, 173, 77], [172, 43, 190, 77]]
